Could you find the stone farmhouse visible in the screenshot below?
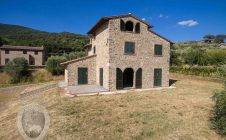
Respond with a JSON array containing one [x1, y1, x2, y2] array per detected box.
[[0, 45, 44, 67], [61, 14, 173, 91]]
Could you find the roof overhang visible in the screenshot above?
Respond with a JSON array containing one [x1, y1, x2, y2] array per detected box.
[[87, 14, 154, 34], [61, 55, 96, 65]]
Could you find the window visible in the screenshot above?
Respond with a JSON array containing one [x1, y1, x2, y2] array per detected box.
[[23, 50, 27, 54], [93, 46, 96, 54], [125, 21, 134, 31], [135, 23, 140, 33], [154, 44, 163, 56], [5, 58, 9, 64], [124, 42, 135, 54], [34, 51, 38, 55], [5, 50, 9, 54]]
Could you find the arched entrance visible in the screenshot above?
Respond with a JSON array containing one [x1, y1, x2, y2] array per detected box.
[[123, 68, 134, 88]]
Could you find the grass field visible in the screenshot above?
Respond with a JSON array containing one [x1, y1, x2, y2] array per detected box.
[[0, 73, 225, 140]]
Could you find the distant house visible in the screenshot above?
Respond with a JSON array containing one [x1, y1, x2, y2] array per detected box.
[[61, 14, 173, 91], [0, 45, 44, 67]]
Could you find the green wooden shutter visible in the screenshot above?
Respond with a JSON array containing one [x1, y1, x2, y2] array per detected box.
[[125, 42, 135, 54], [99, 68, 103, 86], [154, 68, 162, 87], [135, 23, 140, 33], [120, 20, 125, 31], [116, 68, 123, 89], [154, 45, 163, 55], [135, 68, 142, 88], [78, 68, 88, 85]]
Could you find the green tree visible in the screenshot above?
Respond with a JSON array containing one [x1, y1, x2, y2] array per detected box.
[[214, 34, 226, 43], [46, 56, 66, 75], [3, 57, 29, 83], [203, 34, 215, 41]]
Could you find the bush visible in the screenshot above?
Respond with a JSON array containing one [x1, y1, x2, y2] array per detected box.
[[170, 66, 217, 77], [212, 65, 226, 135], [3, 57, 29, 83], [46, 56, 66, 75]]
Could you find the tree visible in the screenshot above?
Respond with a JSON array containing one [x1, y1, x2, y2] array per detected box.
[[214, 34, 226, 43], [4, 57, 29, 83], [46, 56, 66, 75], [203, 34, 215, 41]]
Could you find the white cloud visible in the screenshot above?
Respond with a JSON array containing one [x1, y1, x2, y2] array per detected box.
[[142, 18, 146, 21], [159, 14, 163, 18], [178, 20, 198, 27]]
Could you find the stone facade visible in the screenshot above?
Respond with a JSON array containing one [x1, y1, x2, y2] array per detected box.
[[63, 14, 172, 91], [0, 45, 44, 66], [65, 55, 96, 86]]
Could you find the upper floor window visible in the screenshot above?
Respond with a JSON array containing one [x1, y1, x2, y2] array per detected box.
[[120, 19, 140, 33], [124, 42, 135, 54], [154, 44, 163, 56], [93, 46, 96, 54], [34, 51, 38, 55], [23, 50, 27, 54], [5, 50, 9, 54], [125, 21, 133, 31]]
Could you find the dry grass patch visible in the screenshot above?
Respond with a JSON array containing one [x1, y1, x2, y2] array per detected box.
[[0, 73, 225, 140]]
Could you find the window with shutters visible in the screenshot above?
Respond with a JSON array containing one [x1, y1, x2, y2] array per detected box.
[[154, 44, 163, 56], [124, 42, 135, 54], [5, 58, 9, 64], [5, 50, 9, 54]]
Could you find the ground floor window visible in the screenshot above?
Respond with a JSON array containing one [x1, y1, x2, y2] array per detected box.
[[154, 68, 162, 87], [78, 67, 88, 85], [5, 58, 9, 64]]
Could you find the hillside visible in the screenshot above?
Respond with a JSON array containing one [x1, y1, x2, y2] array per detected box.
[[0, 23, 89, 56]]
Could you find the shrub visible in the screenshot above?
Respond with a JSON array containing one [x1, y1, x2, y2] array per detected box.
[[212, 65, 226, 135], [170, 66, 217, 77], [3, 57, 29, 83], [46, 56, 66, 75]]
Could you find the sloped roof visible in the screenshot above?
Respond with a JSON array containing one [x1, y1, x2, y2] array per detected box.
[[148, 30, 174, 44], [0, 45, 44, 51], [87, 14, 153, 34], [61, 55, 96, 65]]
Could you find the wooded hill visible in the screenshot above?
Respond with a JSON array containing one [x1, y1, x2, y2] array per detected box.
[[0, 23, 89, 56]]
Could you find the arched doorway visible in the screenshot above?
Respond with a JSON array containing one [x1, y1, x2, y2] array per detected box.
[[123, 68, 134, 88]]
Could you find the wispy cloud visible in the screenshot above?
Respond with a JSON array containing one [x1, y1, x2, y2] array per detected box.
[[158, 14, 169, 19], [178, 20, 198, 27], [142, 18, 146, 21]]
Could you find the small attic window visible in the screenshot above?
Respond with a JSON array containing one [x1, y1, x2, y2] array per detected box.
[[125, 21, 133, 31]]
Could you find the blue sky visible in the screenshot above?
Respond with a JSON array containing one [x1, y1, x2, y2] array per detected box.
[[0, 0, 226, 42]]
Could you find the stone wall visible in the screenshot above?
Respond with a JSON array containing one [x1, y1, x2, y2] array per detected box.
[[90, 22, 110, 90], [0, 49, 43, 66], [108, 17, 170, 91], [66, 56, 96, 86]]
